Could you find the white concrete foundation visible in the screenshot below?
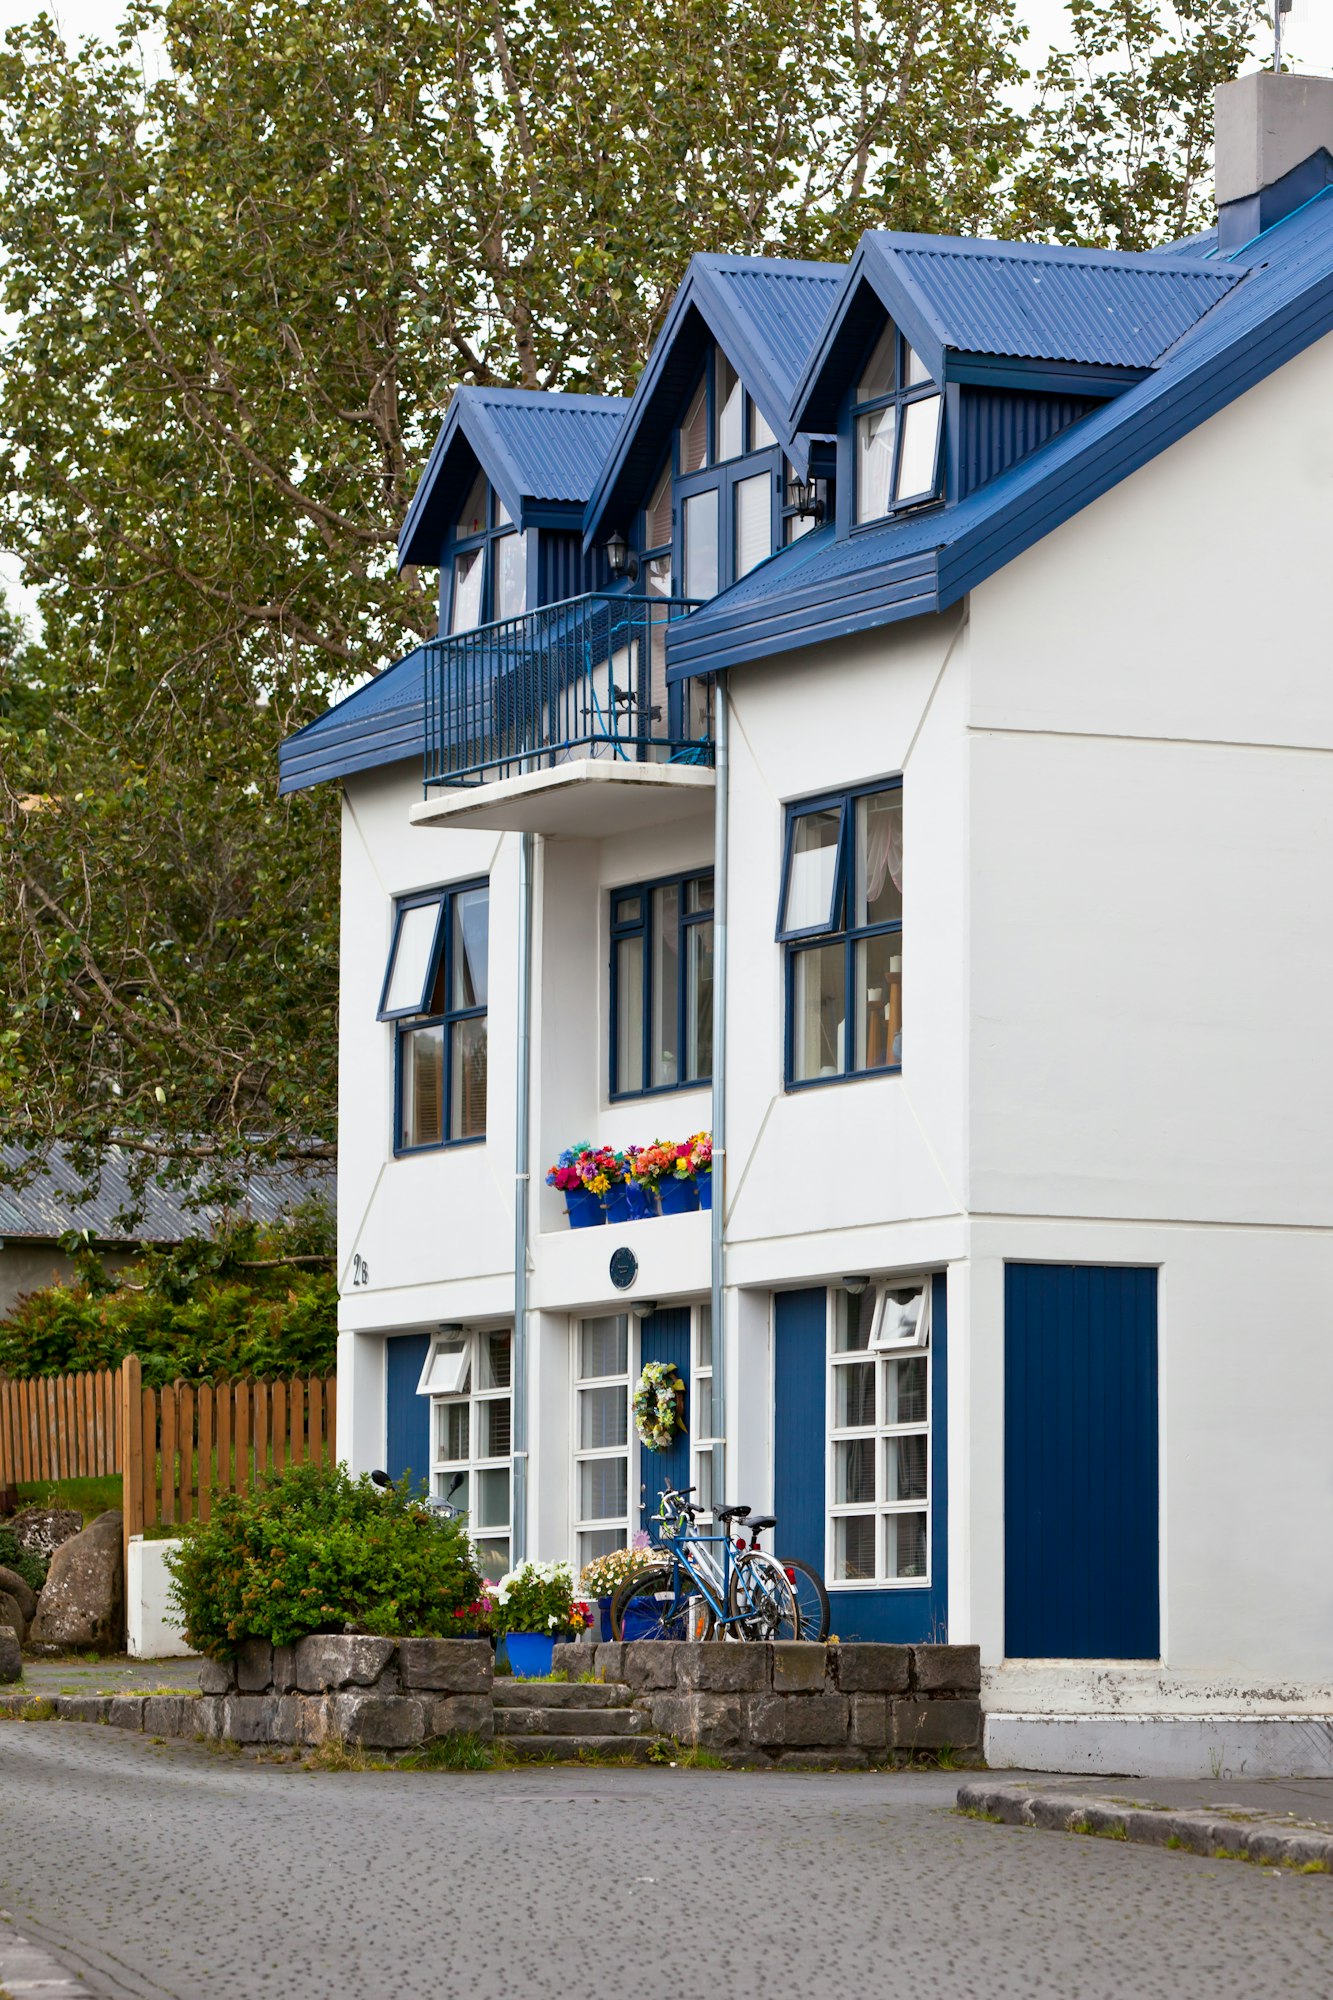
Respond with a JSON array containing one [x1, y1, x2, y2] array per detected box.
[[986, 1713, 1333, 1780], [126, 1536, 196, 1660]]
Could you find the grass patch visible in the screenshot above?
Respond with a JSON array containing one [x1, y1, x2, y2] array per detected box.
[[1295, 1859, 1330, 1874], [1212, 1846, 1248, 1863], [17, 1476, 122, 1523], [301, 1738, 392, 1773], [400, 1733, 496, 1771], [20, 1699, 57, 1721], [956, 1805, 1003, 1824]]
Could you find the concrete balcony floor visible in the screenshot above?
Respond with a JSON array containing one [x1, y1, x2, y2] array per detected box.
[[408, 757, 715, 838]]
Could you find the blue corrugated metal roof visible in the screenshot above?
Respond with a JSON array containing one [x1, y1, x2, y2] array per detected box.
[[582, 253, 845, 549], [670, 190, 1333, 679], [794, 232, 1243, 429], [278, 645, 426, 794], [398, 389, 627, 567]]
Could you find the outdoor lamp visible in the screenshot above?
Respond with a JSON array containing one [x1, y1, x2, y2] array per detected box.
[[788, 472, 824, 521], [629, 1298, 658, 1321], [604, 530, 638, 582], [841, 1275, 870, 1296]]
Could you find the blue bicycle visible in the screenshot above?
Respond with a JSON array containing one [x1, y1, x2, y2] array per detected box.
[[609, 1482, 799, 1642]]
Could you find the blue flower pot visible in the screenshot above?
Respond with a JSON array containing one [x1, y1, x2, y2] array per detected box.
[[659, 1175, 699, 1216], [505, 1632, 556, 1678], [598, 1596, 614, 1642], [605, 1182, 651, 1225], [565, 1186, 604, 1230], [697, 1171, 712, 1211]]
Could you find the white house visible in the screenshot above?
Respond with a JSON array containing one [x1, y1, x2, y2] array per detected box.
[[280, 73, 1333, 1776]]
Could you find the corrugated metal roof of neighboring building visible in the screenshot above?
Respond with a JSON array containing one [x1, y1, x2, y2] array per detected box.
[[0, 1144, 334, 1245], [278, 646, 426, 795]]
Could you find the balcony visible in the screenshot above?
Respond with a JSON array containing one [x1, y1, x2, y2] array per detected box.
[[411, 594, 715, 838]]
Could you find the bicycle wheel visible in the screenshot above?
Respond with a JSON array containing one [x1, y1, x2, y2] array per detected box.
[[610, 1567, 715, 1642], [727, 1550, 799, 1641], [783, 1556, 831, 1642]]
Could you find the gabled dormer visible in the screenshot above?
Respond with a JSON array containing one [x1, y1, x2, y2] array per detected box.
[[398, 386, 629, 634], [583, 255, 845, 604]]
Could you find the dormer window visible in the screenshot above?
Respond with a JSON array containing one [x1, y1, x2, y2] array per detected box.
[[671, 344, 782, 601], [447, 471, 527, 634], [853, 323, 943, 525]]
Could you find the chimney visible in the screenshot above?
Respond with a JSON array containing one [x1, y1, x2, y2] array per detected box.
[[1215, 71, 1333, 251]]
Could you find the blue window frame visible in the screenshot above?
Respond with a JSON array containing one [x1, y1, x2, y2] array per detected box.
[[610, 871, 714, 1098], [381, 880, 489, 1153], [440, 468, 530, 635], [663, 347, 783, 602], [849, 321, 944, 527], [778, 780, 902, 1088]]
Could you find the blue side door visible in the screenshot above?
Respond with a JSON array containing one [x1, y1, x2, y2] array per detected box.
[[637, 1306, 692, 1533], [1004, 1263, 1159, 1659], [385, 1332, 430, 1494]]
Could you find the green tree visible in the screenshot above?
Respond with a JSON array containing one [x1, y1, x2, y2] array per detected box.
[[0, 0, 1258, 1205]]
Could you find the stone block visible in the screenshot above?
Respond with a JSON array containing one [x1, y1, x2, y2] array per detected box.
[[194, 1696, 225, 1741], [198, 1658, 233, 1696], [293, 1634, 396, 1692], [643, 1692, 696, 1742], [771, 1643, 830, 1693], [912, 1645, 981, 1696], [235, 1638, 274, 1692], [107, 1697, 144, 1730], [272, 1645, 297, 1694], [398, 1638, 492, 1694], [620, 1640, 683, 1690], [0, 1627, 20, 1682], [60, 1695, 111, 1725], [426, 1694, 494, 1739], [223, 1694, 282, 1744], [677, 1643, 768, 1693], [688, 1694, 745, 1750], [294, 1695, 336, 1745], [744, 1692, 848, 1748], [28, 1510, 123, 1654], [332, 1693, 425, 1750], [592, 1642, 626, 1684], [848, 1695, 889, 1750], [143, 1696, 193, 1738], [833, 1644, 912, 1694], [891, 1698, 982, 1752]]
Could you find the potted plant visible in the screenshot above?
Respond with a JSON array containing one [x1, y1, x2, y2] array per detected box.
[[689, 1131, 714, 1211], [638, 1139, 700, 1215], [491, 1560, 591, 1677], [580, 1537, 659, 1641], [546, 1144, 605, 1229]]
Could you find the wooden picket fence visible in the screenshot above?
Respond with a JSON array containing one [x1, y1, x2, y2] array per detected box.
[[0, 1368, 120, 1486]]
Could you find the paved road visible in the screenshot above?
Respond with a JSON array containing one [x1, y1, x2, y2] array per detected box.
[[3, 1724, 1333, 2000]]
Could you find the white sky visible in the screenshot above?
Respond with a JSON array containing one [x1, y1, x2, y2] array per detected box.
[[2, 0, 1332, 627]]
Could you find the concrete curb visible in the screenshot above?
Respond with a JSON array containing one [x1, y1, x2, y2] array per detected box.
[[957, 1780, 1333, 1871], [0, 1909, 99, 1996]]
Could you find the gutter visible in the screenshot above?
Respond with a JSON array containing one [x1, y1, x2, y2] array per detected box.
[[511, 828, 535, 1562], [710, 679, 729, 1505]]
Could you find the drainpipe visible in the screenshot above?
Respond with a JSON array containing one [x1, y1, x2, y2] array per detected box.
[[511, 828, 535, 1563], [710, 678, 729, 1507]]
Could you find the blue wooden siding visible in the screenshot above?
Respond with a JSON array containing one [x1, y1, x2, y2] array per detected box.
[[536, 530, 611, 605], [385, 1333, 431, 1494], [638, 1307, 692, 1532], [954, 387, 1098, 499], [773, 1277, 948, 1643], [1004, 1263, 1159, 1660]]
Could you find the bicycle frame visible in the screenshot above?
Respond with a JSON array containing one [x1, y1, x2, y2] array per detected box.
[[646, 1487, 775, 1638]]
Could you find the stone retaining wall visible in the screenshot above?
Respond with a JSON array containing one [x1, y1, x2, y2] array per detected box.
[[195, 1635, 495, 1748], [598, 1640, 981, 1765]]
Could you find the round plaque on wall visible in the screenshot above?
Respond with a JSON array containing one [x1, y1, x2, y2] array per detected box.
[[609, 1246, 638, 1291]]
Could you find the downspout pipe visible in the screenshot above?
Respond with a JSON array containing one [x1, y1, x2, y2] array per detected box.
[[511, 828, 535, 1562], [710, 678, 729, 1507]]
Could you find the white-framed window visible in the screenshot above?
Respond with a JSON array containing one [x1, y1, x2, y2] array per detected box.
[[828, 1280, 931, 1586], [420, 1327, 512, 1580], [573, 1314, 631, 1568], [691, 1303, 722, 1516]]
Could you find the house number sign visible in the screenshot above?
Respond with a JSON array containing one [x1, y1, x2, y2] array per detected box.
[[351, 1253, 370, 1288]]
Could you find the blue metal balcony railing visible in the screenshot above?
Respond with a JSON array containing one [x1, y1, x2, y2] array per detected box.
[[423, 592, 712, 789]]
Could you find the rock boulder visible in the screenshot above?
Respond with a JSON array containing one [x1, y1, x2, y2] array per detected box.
[[7, 1507, 83, 1564], [29, 1510, 123, 1653], [0, 1588, 26, 1645], [0, 1627, 19, 1682], [0, 1565, 37, 1625]]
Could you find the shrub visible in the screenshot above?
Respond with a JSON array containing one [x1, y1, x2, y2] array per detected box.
[[0, 1523, 46, 1595], [165, 1461, 485, 1657]]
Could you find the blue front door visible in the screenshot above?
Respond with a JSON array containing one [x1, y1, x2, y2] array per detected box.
[[385, 1332, 430, 1493], [1004, 1263, 1159, 1660], [637, 1306, 691, 1533]]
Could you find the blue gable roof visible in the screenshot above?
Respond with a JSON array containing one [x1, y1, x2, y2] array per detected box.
[[582, 253, 845, 550], [669, 192, 1333, 680], [398, 388, 627, 567], [278, 645, 427, 794], [794, 231, 1245, 424]]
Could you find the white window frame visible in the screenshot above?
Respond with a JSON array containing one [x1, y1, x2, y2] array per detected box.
[[572, 1314, 635, 1569], [826, 1280, 931, 1590], [691, 1302, 722, 1519], [421, 1326, 512, 1579]]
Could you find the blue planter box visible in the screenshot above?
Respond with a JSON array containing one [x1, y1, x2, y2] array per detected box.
[[564, 1187, 604, 1229], [659, 1176, 699, 1216], [505, 1632, 556, 1677]]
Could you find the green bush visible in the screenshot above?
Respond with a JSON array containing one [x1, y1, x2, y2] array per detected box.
[[0, 1204, 336, 1387], [0, 1523, 47, 1595], [165, 1461, 487, 1658]]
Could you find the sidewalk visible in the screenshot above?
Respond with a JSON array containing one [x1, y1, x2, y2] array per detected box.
[[960, 1774, 1333, 1869], [17, 1656, 198, 1697]]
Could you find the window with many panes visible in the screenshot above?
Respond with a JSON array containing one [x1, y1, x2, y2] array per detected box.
[[852, 321, 944, 526], [379, 881, 488, 1152], [829, 1281, 932, 1585], [573, 1315, 631, 1567], [420, 1328, 512, 1580], [673, 346, 782, 601], [778, 781, 902, 1087], [610, 871, 713, 1097], [446, 469, 528, 634]]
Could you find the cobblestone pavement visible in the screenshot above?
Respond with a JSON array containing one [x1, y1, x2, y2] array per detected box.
[[3, 1723, 1333, 2000]]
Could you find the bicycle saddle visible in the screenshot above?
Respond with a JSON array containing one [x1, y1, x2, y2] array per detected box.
[[746, 1515, 777, 1533], [715, 1503, 751, 1521]]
